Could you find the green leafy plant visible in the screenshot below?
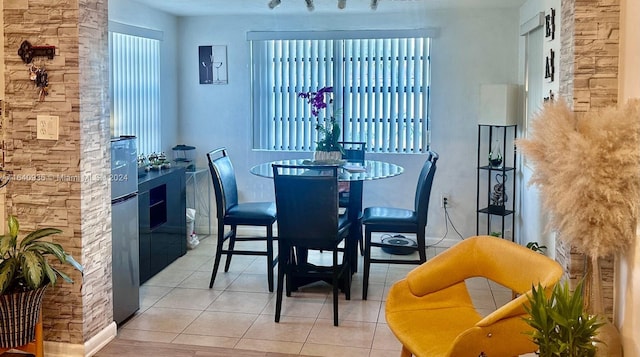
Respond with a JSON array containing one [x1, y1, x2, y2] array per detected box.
[[315, 116, 343, 152], [298, 86, 344, 153], [524, 280, 602, 357], [489, 231, 501, 237], [526, 241, 548, 254], [0, 215, 83, 295]]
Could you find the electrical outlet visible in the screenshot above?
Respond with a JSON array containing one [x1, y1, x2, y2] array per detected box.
[[440, 194, 450, 208], [37, 115, 59, 140]]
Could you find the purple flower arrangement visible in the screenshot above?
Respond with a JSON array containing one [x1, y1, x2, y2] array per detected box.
[[298, 86, 334, 117], [298, 86, 343, 153]]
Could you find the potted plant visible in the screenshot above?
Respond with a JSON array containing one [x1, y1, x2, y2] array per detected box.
[[524, 279, 602, 357], [526, 241, 547, 254], [519, 100, 640, 355], [0, 215, 83, 348], [298, 86, 344, 162]]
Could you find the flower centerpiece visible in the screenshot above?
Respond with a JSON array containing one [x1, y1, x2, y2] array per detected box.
[[298, 86, 344, 162]]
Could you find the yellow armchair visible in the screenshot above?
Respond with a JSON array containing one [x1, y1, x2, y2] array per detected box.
[[385, 235, 563, 357]]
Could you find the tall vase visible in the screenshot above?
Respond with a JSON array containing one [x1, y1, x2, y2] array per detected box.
[[585, 255, 623, 357]]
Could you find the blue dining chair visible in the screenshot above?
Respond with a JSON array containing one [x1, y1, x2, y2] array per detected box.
[[361, 151, 438, 300], [338, 141, 366, 256], [206, 147, 277, 292], [272, 164, 351, 326]]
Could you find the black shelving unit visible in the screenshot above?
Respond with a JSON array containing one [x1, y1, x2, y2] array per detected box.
[[476, 124, 517, 241]]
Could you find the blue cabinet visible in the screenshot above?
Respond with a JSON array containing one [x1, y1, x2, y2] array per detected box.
[[138, 167, 187, 283]]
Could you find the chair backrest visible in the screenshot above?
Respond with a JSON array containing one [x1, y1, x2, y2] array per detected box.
[[206, 147, 239, 219], [339, 141, 366, 163], [414, 151, 439, 228], [272, 164, 340, 250]]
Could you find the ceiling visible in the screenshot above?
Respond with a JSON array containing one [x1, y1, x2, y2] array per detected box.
[[129, 0, 526, 17]]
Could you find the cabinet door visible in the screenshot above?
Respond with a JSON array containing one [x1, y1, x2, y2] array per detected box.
[[165, 170, 187, 261], [138, 190, 152, 283]]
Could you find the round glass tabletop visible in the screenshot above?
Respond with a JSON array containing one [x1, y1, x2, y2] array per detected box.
[[250, 159, 404, 182]]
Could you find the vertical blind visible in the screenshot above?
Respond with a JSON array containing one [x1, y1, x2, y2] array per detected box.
[[251, 32, 431, 153], [109, 29, 162, 156]]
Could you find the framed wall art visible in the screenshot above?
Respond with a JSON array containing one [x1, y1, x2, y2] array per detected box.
[[198, 45, 228, 85]]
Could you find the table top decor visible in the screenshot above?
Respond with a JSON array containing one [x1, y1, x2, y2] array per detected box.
[[298, 86, 344, 158]]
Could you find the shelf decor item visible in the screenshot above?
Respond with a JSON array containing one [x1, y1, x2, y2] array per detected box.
[[0, 215, 83, 348], [298, 86, 344, 162], [488, 138, 503, 167], [519, 99, 640, 356]]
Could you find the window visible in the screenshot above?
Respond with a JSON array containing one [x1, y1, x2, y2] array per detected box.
[[109, 22, 162, 156], [250, 30, 433, 153]]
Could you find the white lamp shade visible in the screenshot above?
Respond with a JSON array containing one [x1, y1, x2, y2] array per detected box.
[[478, 84, 518, 126]]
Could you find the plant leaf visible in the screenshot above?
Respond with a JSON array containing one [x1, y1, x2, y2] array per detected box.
[[8, 215, 19, 239], [64, 253, 83, 273], [20, 228, 63, 249], [0, 234, 14, 257], [26, 241, 66, 262], [0, 258, 18, 295], [51, 266, 74, 285], [42, 257, 58, 287], [20, 250, 45, 289]]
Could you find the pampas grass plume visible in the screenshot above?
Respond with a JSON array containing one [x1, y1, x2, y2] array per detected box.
[[518, 99, 640, 258]]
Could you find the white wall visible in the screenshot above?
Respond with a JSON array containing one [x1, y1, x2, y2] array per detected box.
[[176, 8, 521, 239], [517, 0, 560, 256], [617, 0, 640, 354], [108, 0, 180, 155]]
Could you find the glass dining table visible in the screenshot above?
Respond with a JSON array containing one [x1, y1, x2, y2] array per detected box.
[[250, 159, 404, 274]]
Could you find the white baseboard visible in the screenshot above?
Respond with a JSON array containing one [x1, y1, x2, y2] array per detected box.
[[44, 321, 117, 357]]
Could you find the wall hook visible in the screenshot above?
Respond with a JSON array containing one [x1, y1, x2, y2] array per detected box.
[[18, 40, 55, 64]]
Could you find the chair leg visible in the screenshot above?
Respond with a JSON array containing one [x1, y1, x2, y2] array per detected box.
[[357, 223, 364, 256], [400, 345, 413, 357], [417, 230, 427, 264], [266, 225, 275, 292], [332, 248, 339, 326], [275, 244, 287, 323], [343, 238, 351, 301], [362, 228, 372, 300], [285, 248, 294, 297], [209, 224, 226, 288], [224, 225, 237, 272]]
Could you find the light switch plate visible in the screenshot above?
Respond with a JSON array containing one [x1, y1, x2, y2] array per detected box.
[[37, 115, 59, 140]]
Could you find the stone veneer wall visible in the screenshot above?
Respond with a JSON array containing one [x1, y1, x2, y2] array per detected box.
[[3, 0, 111, 345], [557, 0, 620, 318], [78, 0, 111, 343]]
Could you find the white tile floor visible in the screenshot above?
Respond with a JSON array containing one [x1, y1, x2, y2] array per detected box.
[[115, 231, 513, 356]]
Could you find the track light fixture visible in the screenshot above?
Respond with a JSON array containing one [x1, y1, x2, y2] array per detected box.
[[305, 0, 314, 11], [268, 0, 281, 9], [267, 0, 376, 11]]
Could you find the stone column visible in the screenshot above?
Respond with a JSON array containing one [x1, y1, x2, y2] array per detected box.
[[557, 0, 620, 319], [2, 0, 113, 353]]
